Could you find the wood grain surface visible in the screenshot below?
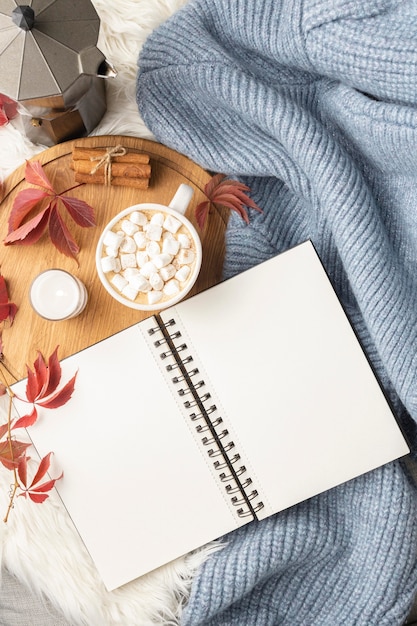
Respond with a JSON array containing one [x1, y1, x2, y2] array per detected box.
[[0, 136, 227, 383]]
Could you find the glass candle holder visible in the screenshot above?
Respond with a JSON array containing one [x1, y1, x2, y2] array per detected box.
[[29, 269, 88, 321]]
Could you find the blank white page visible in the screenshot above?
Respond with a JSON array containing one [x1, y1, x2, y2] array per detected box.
[[161, 241, 409, 517], [12, 324, 239, 591]]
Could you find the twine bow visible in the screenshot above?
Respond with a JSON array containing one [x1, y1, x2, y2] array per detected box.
[[90, 145, 127, 185]]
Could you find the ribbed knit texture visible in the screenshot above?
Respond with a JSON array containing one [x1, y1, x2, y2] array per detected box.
[[137, 0, 417, 623]]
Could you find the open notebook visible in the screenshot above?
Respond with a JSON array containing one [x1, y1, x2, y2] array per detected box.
[[12, 241, 409, 591]]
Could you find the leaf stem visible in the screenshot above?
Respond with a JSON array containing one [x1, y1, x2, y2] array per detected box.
[[3, 390, 18, 523], [0, 363, 19, 523]]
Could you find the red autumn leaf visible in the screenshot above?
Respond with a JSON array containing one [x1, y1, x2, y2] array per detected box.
[[37, 372, 77, 409], [17, 453, 28, 487], [0, 275, 18, 325], [22, 451, 49, 488], [7, 187, 51, 232], [5, 161, 95, 257], [4, 205, 51, 245], [33, 351, 49, 397], [195, 174, 262, 229], [24, 349, 55, 403], [195, 202, 210, 231], [12, 406, 38, 430], [17, 452, 63, 503], [0, 94, 18, 127], [24, 160, 55, 192], [23, 492, 50, 504], [59, 196, 96, 228], [17, 346, 77, 412], [0, 423, 9, 440], [26, 352, 48, 402], [39, 346, 62, 399], [0, 303, 17, 324], [0, 438, 31, 470], [48, 205, 80, 260]]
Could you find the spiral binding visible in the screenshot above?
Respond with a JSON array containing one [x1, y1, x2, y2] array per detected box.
[[148, 316, 264, 520]]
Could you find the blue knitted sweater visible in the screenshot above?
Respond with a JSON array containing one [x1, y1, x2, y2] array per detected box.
[[137, 0, 417, 623]]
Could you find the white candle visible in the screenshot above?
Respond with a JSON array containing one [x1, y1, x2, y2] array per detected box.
[[29, 269, 88, 321]]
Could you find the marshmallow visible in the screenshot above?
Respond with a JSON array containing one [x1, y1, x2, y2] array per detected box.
[[123, 267, 140, 279], [129, 273, 151, 292], [101, 256, 119, 273], [163, 215, 181, 234], [148, 291, 163, 305], [150, 212, 164, 226], [105, 246, 118, 258], [119, 236, 136, 254], [163, 279, 180, 296], [140, 261, 157, 279], [149, 272, 164, 291], [177, 249, 195, 265], [146, 241, 161, 257], [136, 251, 149, 267], [153, 253, 173, 269], [103, 230, 124, 249], [133, 231, 147, 249], [176, 265, 191, 282], [111, 274, 128, 291], [121, 219, 139, 236], [129, 211, 148, 226], [145, 223, 163, 241], [120, 253, 137, 269], [178, 233, 191, 249], [162, 237, 180, 256], [121, 284, 139, 301], [160, 264, 176, 281]]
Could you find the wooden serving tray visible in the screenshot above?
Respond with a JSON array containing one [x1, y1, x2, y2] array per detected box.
[[0, 136, 227, 382]]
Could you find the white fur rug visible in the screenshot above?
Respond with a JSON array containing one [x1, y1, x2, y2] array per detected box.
[[0, 1, 222, 624]]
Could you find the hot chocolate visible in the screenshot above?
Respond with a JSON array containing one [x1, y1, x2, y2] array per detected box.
[[99, 207, 198, 308]]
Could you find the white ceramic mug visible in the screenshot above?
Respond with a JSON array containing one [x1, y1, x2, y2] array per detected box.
[[95, 184, 202, 311]]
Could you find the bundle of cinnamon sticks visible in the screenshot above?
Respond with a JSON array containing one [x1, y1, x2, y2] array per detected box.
[[71, 146, 151, 189]]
